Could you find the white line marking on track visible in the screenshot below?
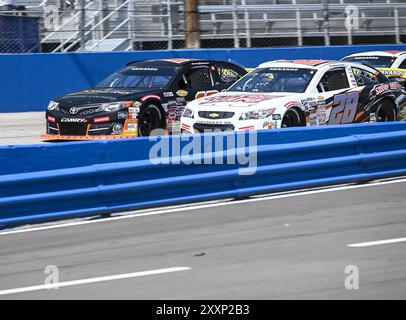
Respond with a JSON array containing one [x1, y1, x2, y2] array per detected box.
[[348, 237, 406, 247], [0, 267, 191, 296], [2, 176, 406, 237]]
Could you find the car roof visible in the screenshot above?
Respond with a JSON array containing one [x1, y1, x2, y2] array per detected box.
[[258, 59, 340, 70], [345, 50, 406, 58], [127, 58, 210, 67]]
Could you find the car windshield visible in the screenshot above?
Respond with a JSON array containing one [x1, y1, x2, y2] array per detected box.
[[228, 67, 316, 93], [96, 66, 176, 89], [342, 56, 396, 68]]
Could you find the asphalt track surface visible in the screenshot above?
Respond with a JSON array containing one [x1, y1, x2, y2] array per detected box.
[[1, 179, 406, 300], [0, 112, 45, 145]]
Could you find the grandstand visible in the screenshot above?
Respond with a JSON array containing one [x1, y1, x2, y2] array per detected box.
[[2, 0, 406, 52]]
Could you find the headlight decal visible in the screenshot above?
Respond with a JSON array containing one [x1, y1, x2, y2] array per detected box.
[[182, 108, 194, 118], [239, 108, 276, 120], [47, 101, 60, 111]]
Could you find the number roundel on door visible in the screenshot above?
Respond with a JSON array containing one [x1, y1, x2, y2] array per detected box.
[[328, 92, 360, 125]]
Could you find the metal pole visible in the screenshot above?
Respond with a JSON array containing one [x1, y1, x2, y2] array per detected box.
[[347, 26, 353, 45], [232, 0, 239, 48], [296, 9, 303, 46], [242, 0, 250, 48], [167, 0, 173, 50], [184, 0, 200, 49], [394, 7, 401, 44], [101, 0, 109, 38], [79, 0, 86, 50], [322, 0, 330, 46], [128, 0, 134, 50]]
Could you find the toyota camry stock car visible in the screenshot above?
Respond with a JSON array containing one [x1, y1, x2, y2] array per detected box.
[[42, 59, 247, 140], [180, 60, 406, 133], [342, 50, 406, 84]]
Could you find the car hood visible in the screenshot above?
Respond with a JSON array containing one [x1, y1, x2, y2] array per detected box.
[[188, 91, 297, 111], [55, 88, 156, 107]]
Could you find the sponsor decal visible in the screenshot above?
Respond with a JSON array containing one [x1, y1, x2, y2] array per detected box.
[[272, 114, 282, 120], [264, 121, 274, 129], [167, 105, 185, 121], [69, 107, 80, 115], [118, 111, 128, 119], [317, 96, 325, 101], [370, 82, 402, 98], [380, 69, 405, 77], [196, 120, 232, 125], [94, 117, 110, 123], [370, 112, 377, 122], [176, 90, 188, 97], [200, 94, 275, 105], [163, 92, 174, 97], [61, 118, 87, 123], [47, 115, 56, 123], [130, 67, 158, 71], [134, 101, 142, 107]]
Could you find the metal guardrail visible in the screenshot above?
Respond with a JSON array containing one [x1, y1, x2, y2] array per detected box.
[[1, 122, 406, 227]]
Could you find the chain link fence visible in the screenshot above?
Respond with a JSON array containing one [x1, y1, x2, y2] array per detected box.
[[0, 0, 405, 53]]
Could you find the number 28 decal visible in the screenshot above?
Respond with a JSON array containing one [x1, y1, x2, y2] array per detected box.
[[328, 92, 360, 125]]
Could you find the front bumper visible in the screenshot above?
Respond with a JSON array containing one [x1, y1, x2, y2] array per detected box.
[[41, 134, 137, 141], [180, 117, 280, 134], [44, 110, 139, 141]]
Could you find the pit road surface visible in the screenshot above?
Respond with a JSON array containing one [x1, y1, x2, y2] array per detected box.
[[1, 180, 406, 299], [0, 112, 44, 145]]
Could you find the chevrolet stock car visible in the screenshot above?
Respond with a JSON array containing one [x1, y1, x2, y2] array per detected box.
[[342, 50, 406, 83], [180, 60, 406, 133], [42, 58, 247, 140]]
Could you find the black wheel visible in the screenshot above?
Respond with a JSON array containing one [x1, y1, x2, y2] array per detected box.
[[138, 104, 164, 137], [281, 108, 303, 128], [376, 100, 396, 122]]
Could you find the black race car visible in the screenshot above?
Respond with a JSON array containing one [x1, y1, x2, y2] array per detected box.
[[42, 58, 247, 140]]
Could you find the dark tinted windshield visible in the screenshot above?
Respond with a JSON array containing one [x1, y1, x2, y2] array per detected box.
[[228, 67, 316, 93], [97, 66, 176, 89], [343, 56, 395, 68]]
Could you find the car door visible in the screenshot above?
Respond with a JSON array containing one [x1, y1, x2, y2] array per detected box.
[[314, 67, 357, 125]]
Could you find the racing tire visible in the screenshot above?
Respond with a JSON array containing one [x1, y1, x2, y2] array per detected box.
[[138, 103, 165, 137], [281, 108, 303, 128], [375, 100, 396, 122]]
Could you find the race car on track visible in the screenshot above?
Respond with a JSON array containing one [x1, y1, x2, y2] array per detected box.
[[180, 60, 406, 133], [42, 58, 247, 140], [342, 50, 406, 83]]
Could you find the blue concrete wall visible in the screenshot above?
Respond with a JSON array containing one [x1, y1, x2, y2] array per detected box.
[[1, 44, 406, 113]]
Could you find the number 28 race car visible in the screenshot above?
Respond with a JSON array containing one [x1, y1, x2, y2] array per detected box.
[[180, 60, 406, 133], [42, 59, 247, 140]]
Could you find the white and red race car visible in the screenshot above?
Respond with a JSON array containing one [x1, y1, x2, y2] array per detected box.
[[180, 60, 406, 133], [342, 50, 406, 80]]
